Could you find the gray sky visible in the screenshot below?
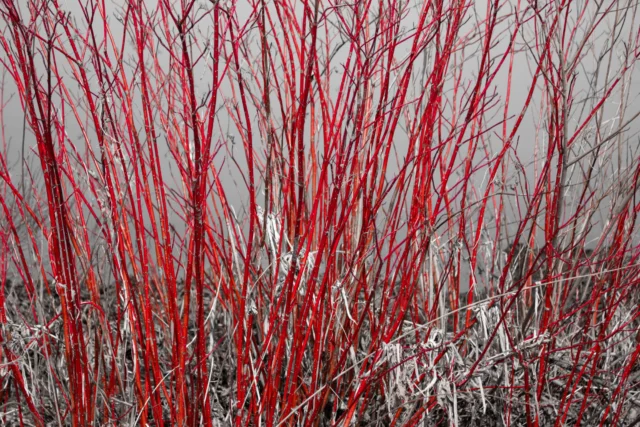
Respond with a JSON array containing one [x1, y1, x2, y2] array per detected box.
[[1, 0, 639, 285]]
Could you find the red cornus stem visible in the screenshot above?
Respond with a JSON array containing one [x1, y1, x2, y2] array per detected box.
[[0, 0, 639, 425], [0, 8, 90, 427]]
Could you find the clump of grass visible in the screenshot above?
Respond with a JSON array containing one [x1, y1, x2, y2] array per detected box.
[[0, 0, 640, 425]]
